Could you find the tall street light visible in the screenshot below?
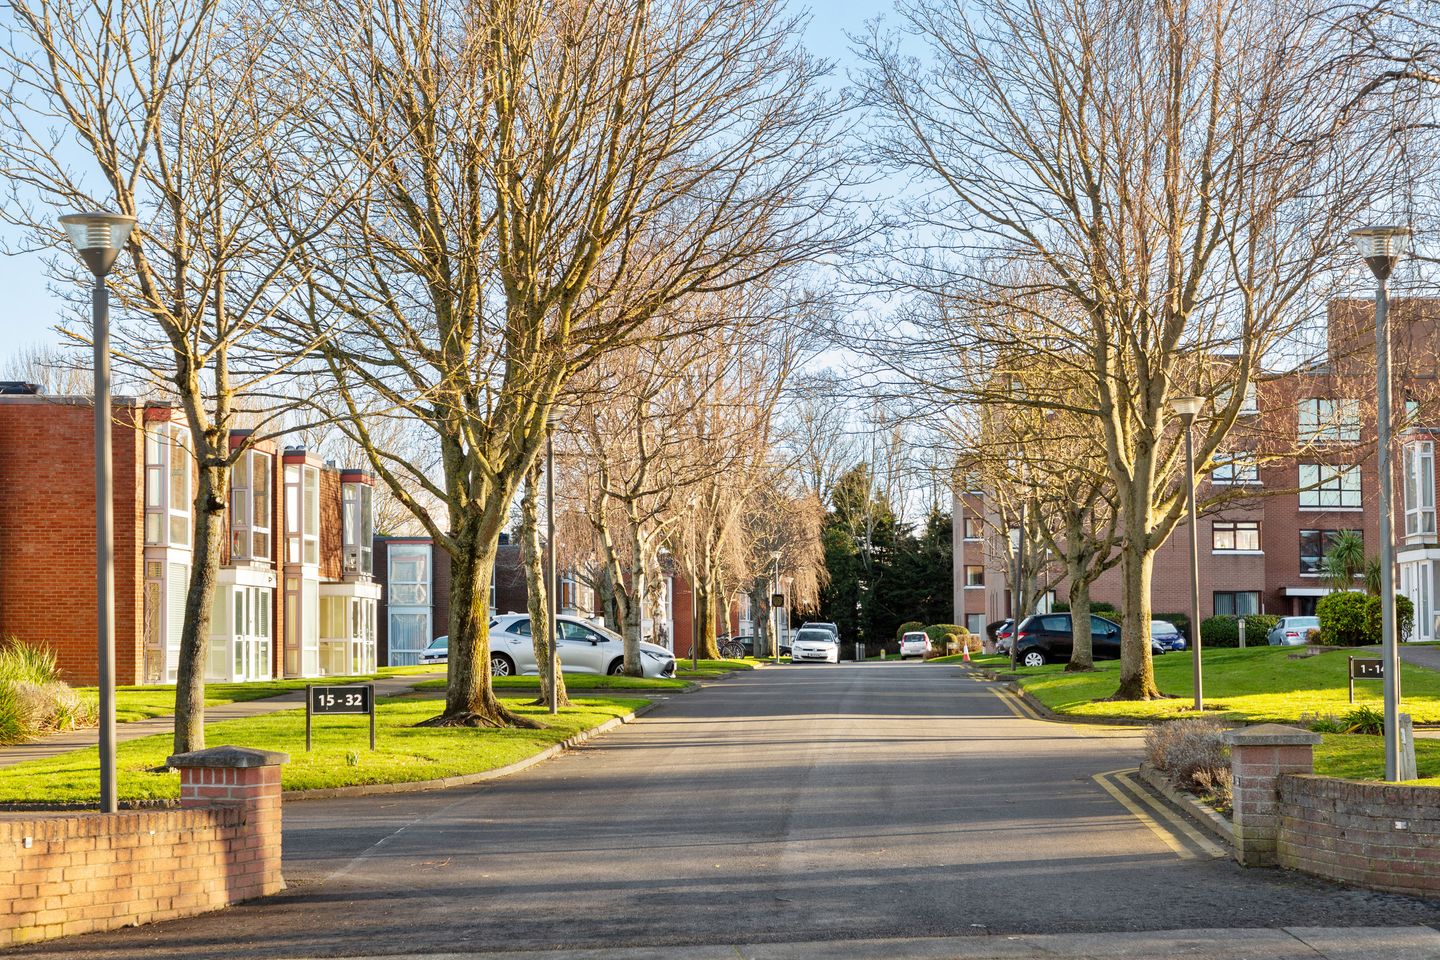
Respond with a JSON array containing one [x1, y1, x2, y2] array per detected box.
[[545, 410, 560, 716], [60, 211, 136, 815], [1352, 224, 1411, 782], [770, 551, 782, 663], [1170, 395, 1206, 713]]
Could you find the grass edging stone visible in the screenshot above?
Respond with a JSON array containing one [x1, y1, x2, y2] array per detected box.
[[1135, 761, 1235, 848], [284, 700, 660, 802], [1005, 681, 1156, 727]]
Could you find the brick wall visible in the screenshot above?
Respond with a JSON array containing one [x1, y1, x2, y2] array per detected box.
[[0, 747, 285, 947], [319, 466, 342, 582], [0, 397, 146, 685], [1277, 775, 1440, 898]]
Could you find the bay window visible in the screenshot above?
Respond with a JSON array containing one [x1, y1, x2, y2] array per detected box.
[[342, 481, 374, 576], [1404, 441, 1436, 539], [230, 450, 273, 564]]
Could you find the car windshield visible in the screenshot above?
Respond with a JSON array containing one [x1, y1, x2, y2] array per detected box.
[[795, 630, 832, 643], [1290, 618, 1319, 628], [426, 636, 447, 649], [903, 633, 926, 642]]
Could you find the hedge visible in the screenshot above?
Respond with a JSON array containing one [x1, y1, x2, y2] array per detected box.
[[896, 621, 925, 641], [1318, 591, 1414, 646], [1200, 614, 1279, 648], [924, 623, 969, 646]]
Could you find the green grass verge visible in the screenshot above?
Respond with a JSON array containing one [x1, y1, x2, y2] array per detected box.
[[1009, 646, 1440, 724], [924, 652, 1007, 666], [1314, 733, 1440, 784], [0, 696, 647, 804], [412, 674, 688, 691], [79, 674, 432, 724]]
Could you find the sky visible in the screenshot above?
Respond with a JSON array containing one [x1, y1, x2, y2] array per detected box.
[[0, 0, 893, 373]]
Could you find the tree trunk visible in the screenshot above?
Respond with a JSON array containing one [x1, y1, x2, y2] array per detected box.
[[172, 460, 227, 754], [694, 573, 721, 659], [1065, 573, 1094, 673], [1112, 541, 1162, 699], [621, 522, 645, 676], [521, 466, 568, 708], [427, 514, 541, 728]]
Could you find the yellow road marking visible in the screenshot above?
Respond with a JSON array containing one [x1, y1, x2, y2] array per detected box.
[[1092, 768, 1196, 860], [990, 685, 1046, 721], [989, 687, 1031, 721], [1113, 771, 1228, 859]]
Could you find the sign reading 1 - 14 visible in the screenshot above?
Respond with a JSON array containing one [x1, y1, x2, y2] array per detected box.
[[306, 684, 376, 751], [1348, 657, 1383, 704]]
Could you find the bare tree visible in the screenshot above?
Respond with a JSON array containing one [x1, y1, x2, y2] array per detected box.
[[860, 0, 1395, 699], [297, 0, 844, 725], [0, 0, 337, 749]]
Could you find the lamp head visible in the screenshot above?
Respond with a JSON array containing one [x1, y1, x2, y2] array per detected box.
[[59, 212, 136, 278], [1169, 395, 1205, 421], [1350, 224, 1411, 281]]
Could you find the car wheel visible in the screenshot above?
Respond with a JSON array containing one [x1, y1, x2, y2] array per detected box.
[[1021, 650, 1047, 668], [608, 658, 626, 676], [490, 653, 515, 677]]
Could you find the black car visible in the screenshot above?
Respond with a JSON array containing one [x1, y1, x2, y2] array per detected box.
[[724, 634, 790, 658], [1012, 613, 1166, 667]]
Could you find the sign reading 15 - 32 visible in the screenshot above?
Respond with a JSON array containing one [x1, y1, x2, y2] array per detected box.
[[306, 684, 376, 751]]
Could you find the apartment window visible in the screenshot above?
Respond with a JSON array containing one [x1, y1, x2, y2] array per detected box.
[[1298, 464, 1361, 508], [1299, 529, 1362, 576], [284, 463, 321, 565], [1211, 452, 1259, 485], [342, 482, 374, 576], [966, 613, 985, 635], [1212, 520, 1260, 552], [965, 565, 985, 588], [1299, 398, 1361, 442], [230, 450, 272, 563], [1404, 441, 1436, 539], [1214, 591, 1260, 616], [963, 517, 983, 540], [1218, 382, 1259, 415], [303, 467, 319, 565], [145, 423, 191, 548]]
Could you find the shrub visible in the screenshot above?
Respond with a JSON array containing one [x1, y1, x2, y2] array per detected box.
[[1144, 717, 1229, 792], [1191, 767, 1233, 815], [896, 621, 925, 641], [1363, 593, 1414, 645], [1240, 615, 1278, 645], [0, 639, 96, 745], [924, 623, 968, 647], [1342, 705, 1384, 735], [1316, 590, 1369, 645], [1301, 711, 1347, 734], [1200, 615, 1238, 647]]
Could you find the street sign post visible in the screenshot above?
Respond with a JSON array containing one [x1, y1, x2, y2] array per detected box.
[[306, 684, 376, 751], [1349, 657, 1383, 704]]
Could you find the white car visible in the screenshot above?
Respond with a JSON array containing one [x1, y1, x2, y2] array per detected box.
[[790, 627, 840, 664], [418, 635, 448, 665], [898, 631, 932, 659], [488, 614, 677, 678]]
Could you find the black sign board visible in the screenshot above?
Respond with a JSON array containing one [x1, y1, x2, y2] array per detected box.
[[1348, 657, 1384, 704], [771, 593, 786, 608], [306, 683, 376, 751], [1350, 657, 1384, 680]]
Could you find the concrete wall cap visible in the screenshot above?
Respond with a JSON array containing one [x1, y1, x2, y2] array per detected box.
[[1224, 723, 1321, 746], [166, 745, 289, 769]]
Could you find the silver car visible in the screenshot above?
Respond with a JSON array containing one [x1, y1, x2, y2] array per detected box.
[[1267, 616, 1319, 646], [488, 614, 677, 678], [789, 627, 840, 664]]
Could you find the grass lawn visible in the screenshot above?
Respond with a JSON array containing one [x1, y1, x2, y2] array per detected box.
[[925, 652, 1008, 666], [412, 674, 689, 692], [1007, 646, 1440, 725], [0, 696, 647, 804], [1314, 733, 1440, 784], [78, 675, 416, 724]]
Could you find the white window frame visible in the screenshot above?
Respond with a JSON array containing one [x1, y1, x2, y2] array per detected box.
[[1218, 382, 1259, 415], [1212, 520, 1260, 552], [964, 565, 985, 588], [230, 450, 273, 564], [1299, 398, 1361, 443], [1404, 441, 1436, 539], [342, 482, 374, 576], [1299, 463, 1362, 509], [1211, 452, 1259, 486], [963, 517, 983, 541]]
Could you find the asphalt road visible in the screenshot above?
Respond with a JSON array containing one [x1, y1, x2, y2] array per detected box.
[[15, 661, 1440, 958]]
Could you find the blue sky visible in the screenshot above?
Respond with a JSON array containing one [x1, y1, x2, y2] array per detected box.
[[0, 0, 892, 371]]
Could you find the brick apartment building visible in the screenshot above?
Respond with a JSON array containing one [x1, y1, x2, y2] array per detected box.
[[954, 297, 1440, 641], [0, 387, 379, 685], [371, 534, 699, 664]]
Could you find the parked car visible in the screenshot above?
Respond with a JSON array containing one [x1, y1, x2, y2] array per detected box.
[[488, 614, 677, 678], [418, 635, 448, 665], [725, 634, 790, 658], [800, 621, 840, 640], [1267, 616, 1320, 646], [1012, 613, 1167, 667], [898, 631, 932, 659], [992, 619, 1015, 654], [1151, 620, 1186, 651], [789, 627, 840, 664]]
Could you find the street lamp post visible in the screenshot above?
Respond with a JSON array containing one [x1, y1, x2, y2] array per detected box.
[[545, 411, 559, 716], [1170, 395, 1206, 713], [60, 211, 136, 815], [770, 551, 782, 663], [1011, 506, 1024, 673], [1352, 224, 1411, 782]]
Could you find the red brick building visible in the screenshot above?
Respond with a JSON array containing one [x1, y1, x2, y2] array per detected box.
[[956, 298, 1440, 638], [0, 387, 379, 685]]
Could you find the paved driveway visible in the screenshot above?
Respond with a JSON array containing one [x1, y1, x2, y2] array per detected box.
[[11, 662, 1440, 958]]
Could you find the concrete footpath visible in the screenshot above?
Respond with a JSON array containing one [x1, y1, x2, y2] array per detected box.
[[315, 928, 1440, 960], [0, 672, 444, 769]]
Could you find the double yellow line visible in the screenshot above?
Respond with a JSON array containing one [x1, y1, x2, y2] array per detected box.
[[1092, 768, 1228, 860], [988, 683, 1047, 721]]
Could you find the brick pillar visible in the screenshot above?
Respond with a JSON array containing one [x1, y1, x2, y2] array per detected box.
[[1224, 724, 1319, 867], [168, 745, 289, 898]]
